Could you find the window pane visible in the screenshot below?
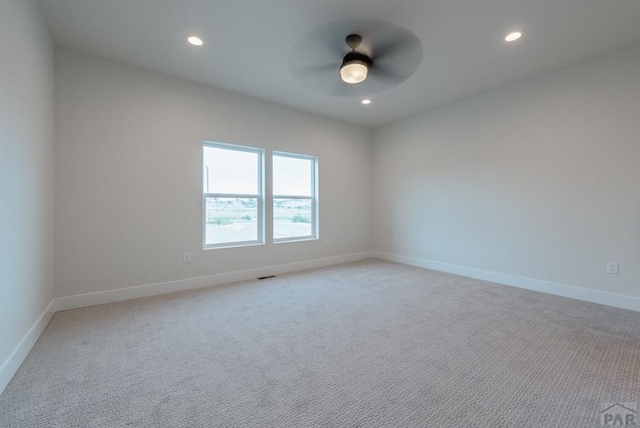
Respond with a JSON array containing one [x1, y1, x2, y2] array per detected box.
[[273, 155, 312, 196], [205, 197, 258, 245], [273, 198, 312, 239], [204, 146, 258, 194]]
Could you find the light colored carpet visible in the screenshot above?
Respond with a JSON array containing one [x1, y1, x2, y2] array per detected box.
[[1, 259, 639, 427]]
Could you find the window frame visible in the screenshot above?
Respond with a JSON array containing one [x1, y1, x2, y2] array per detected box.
[[272, 151, 319, 243], [203, 141, 264, 249]]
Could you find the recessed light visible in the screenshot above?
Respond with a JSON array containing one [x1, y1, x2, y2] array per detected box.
[[505, 31, 522, 42], [187, 36, 204, 46], [361, 99, 371, 105]]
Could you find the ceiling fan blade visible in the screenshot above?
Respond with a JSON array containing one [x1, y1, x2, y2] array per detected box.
[[290, 63, 337, 79], [369, 63, 402, 80], [370, 32, 422, 86], [291, 22, 351, 62], [373, 39, 406, 60], [374, 37, 421, 63], [312, 29, 351, 58], [369, 59, 417, 85]]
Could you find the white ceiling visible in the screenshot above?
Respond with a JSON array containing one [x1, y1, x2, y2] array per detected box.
[[37, 0, 640, 128]]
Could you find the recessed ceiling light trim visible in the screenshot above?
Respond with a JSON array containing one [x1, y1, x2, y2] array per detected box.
[[187, 36, 204, 46], [505, 31, 522, 42], [361, 99, 371, 105]]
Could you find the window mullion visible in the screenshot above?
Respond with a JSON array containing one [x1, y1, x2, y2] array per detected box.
[[273, 195, 312, 200], [206, 193, 259, 199]]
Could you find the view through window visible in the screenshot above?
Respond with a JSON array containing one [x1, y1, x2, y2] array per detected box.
[[273, 152, 317, 241], [203, 143, 318, 248], [203, 143, 263, 247]]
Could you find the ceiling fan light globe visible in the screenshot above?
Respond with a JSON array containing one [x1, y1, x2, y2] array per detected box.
[[340, 62, 368, 84]]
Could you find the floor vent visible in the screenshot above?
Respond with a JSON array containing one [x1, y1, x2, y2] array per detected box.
[[258, 275, 277, 280]]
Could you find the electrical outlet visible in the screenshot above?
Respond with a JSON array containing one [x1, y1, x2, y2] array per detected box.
[[606, 261, 619, 275], [183, 252, 191, 264], [324, 239, 331, 247]]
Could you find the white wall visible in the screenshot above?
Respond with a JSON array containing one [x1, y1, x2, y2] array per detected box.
[[0, 0, 55, 389], [55, 49, 373, 298], [374, 45, 640, 301]]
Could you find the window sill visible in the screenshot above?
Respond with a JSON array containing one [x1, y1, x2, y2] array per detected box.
[[203, 242, 265, 250], [273, 237, 318, 245]]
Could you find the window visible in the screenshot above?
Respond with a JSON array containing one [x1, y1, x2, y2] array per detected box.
[[203, 143, 318, 248], [203, 142, 263, 248], [273, 152, 318, 242]]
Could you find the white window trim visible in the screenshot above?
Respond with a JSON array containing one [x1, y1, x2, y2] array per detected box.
[[272, 151, 318, 243], [203, 141, 264, 249]]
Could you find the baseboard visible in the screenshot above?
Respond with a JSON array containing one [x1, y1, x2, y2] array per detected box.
[[0, 299, 56, 395], [55, 251, 373, 312], [1, 253, 371, 396], [373, 251, 640, 313]]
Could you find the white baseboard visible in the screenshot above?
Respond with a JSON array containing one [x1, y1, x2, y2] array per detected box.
[[55, 251, 373, 312], [1, 253, 371, 396], [0, 299, 56, 395], [373, 251, 640, 313]]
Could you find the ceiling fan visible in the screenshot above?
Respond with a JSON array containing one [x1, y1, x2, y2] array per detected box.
[[289, 20, 423, 97], [340, 34, 372, 84]]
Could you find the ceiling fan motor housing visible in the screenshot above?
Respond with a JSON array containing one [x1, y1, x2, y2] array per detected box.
[[341, 51, 372, 69]]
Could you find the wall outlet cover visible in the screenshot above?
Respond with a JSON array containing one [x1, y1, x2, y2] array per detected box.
[[606, 261, 619, 275]]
